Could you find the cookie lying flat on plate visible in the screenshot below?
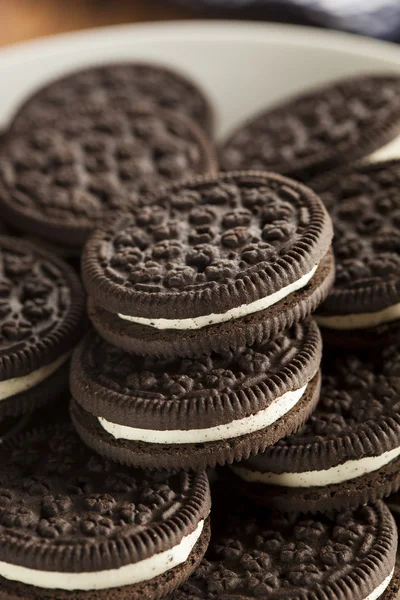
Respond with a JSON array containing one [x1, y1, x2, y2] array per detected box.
[[84, 171, 334, 358], [0, 105, 217, 256], [0, 422, 211, 599], [227, 346, 400, 513], [316, 160, 400, 348], [0, 236, 85, 418], [9, 62, 215, 136], [172, 501, 399, 600], [220, 74, 400, 182], [70, 320, 321, 471]]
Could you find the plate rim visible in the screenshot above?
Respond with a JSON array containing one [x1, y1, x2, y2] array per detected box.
[[1, 20, 400, 67]]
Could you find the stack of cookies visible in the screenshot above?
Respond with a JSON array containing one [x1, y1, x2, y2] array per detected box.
[[0, 60, 399, 600]]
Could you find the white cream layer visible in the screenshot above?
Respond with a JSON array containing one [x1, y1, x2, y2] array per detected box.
[[0, 353, 69, 401], [365, 569, 394, 600], [231, 445, 400, 488], [366, 132, 400, 162], [0, 520, 204, 591], [118, 264, 318, 330], [316, 303, 400, 330], [98, 384, 308, 444]]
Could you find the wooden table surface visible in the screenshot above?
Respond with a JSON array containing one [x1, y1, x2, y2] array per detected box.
[[0, 0, 195, 47]]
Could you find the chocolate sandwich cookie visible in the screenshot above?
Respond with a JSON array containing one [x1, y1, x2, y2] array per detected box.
[[70, 319, 322, 471], [0, 422, 211, 599], [172, 501, 399, 600], [83, 171, 334, 359], [0, 235, 85, 418], [315, 160, 400, 348], [0, 105, 217, 256], [220, 74, 400, 182], [9, 62, 214, 136], [228, 346, 400, 513]]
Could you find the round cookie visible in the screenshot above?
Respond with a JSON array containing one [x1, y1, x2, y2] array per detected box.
[[228, 346, 400, 513], [9, 62, 214, 136], [220, 74, 400, 182], [172, 501, 399, 600], [0, 105, 217, 254], [0, 422, 211, 599], [315, 160, 400, 348], [70, 319, 322, 471], [83, 171, 334, 358], [0, 235, 85, 418]]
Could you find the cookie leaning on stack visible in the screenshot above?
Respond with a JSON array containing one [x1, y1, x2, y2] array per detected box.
[[0, 106, 217, 258], [315, 160, 400, 348], [0, 235, 85, 418]]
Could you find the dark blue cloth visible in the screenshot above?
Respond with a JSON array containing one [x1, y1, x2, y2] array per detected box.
[[173, 0, 400, 41]]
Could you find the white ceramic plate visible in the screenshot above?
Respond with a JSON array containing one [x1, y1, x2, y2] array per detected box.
[[0, 20, 400, 138]]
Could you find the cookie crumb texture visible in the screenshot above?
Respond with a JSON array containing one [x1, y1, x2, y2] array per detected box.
[[0, 424, 210, 599], [83, 171, 332, 321], [0, 107, 216, 247], [173, 503, 397, 600], [0, 236, 84, 380], [221, 75, 400, 180], [319, 160, 400, 315], [10, 63, 214, 135]]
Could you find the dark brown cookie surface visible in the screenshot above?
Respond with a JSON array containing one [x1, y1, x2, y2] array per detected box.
[[317, 161, 400, 324], [0, 106, 217, 250], [0, 422, 211, 598], [220, 74, 400, 181], [71, 320, 321, 432], [0, 236, 84, 380], [83, 171, 332, 357], [172, 501, 397, 600], [9, 62, 214, 136], [229, 346, 400, 513]]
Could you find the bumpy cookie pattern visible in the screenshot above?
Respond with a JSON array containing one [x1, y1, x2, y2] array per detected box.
[[83, 172, 332, 319], [245, 348, 400, 473], [319, 161, 400, 314], [0, 424, 210, 572], [0, 106, 215, 246], [71, 321, 321, 430], [221, 75, 400, 179], [173, 504, 396, 600], [0, 236, 84, 380], [10, 63, 213, 134]]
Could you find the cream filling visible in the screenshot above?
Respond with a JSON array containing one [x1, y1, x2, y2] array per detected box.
[[118, 264, 318, 331], [230, 446, 400, 488], [0, 520, 204, 591], [316, 302, 400, 330], [0, 353, 69, 401], [365, 570, 394, 600], [98, 384, 308, 444], [366, 133, 400, 162]]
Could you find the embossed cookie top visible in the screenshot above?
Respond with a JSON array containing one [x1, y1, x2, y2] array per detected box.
[[0, 106, 216, 248], [0, 236, 84, 380], [10, 63, 214, 135], [221, 75, 400, 180], [0, 423, 210, 572], [71, 321, 321, 430], [83, 172, 332, 320], [173, 503, 396, 600], [244, 347, 400, 473], [319, 161, 400, 315]]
